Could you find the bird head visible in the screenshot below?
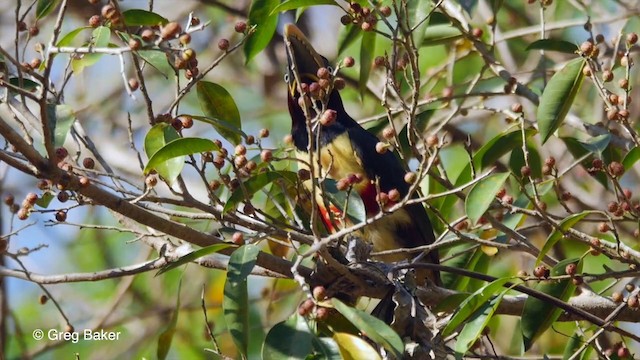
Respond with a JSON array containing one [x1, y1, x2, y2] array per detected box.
[[283, 24, 352, 150]]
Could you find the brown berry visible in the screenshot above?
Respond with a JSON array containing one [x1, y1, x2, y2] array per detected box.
[[502, 195, 514, 204], [297, 169, 311, 181], [612, 292, 624, 303], [234, 21, 247, 33], [317, 67, 330, 80], [260, 150, 273, 162], [78, 177, 90, 187], [572, 276, 583, 285], [592, 158, 603, 169], [298, 299, 314, 316], [608, 161, 625, 177], [18, 21, 27, 32], [55, 210, 67, 222], [404, 172, 417, 184], [4, 194, 15, 206], [316, 306, 330, 321], [388, 189, 401, 202], [179, 33, 191, 45], [160, 22, 182, 40], [209, 180, 221, 191], [520, 166, 531, 177], [374, 56, 385, 68], [29, 26, 39, 37], [565, 263, 577, 276], [343, 56, 355, 68], [534, 265, 548, 278], [25, 193, 38, 205], [57, 191, 69, 203], [382, 127, 395, 139], [259, 128, 270, 138], [141, 29, 155, 42], [340, 15, 352, 25], [235, 144, 247, 156], [361, 22, 372, 31], [544, 157, 556, 167], [234, 154, 247, 168], [375, 142, 388, 154], [598, 222, 610, 233], [17, 207, 29, 220], [283, 134, 294, 145], [426, 135, 438, 147], [128, 78, 139, 91], [39, 295, 48, 305], [30, 58, 41, 70], [618, 347, 630, 359], [333, 77, 346, 90], [320, 110, 337, 126], [619, 78, 629, 90], [380, 5, 392, 17], [580, 41, 594, 55], [627, 295, 638, 308], [55, 147, 68, 160], [245, 135, 255, 145], [232, 231, 244, 245], [145, 175, 157, 187], [471, 28, 483, 38], [101, 4, 116, 19], [89, 15, 101, 28], [218, 38, 230, 51], [511, 102, 523, 113], [602, 70, 614, 82], [313, 286, 327, 301]]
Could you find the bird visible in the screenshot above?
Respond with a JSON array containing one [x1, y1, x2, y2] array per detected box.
[[283, 24, 440, 288]]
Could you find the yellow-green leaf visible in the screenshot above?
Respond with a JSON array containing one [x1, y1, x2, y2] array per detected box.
[[244, 0, 279, 64], [535, 211, 594, 265], [224, 244, 260, 358], [521, 258, 582, 350], [333, 332, 381, 360], [465, 172, 510, 224], [144, 137, 219, 184], [331, 298, 403, 359], [196, 81, 242, 145], [537, 58, 586, 143]]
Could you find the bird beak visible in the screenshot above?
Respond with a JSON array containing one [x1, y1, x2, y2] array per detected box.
[[283, 24, 325, 98]]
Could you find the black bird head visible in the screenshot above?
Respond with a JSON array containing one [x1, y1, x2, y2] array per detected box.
[[283, 24, 355, 151]]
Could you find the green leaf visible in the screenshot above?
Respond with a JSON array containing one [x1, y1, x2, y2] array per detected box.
[[407, 0, 435, 48], [465, 173, 510, 224], [562, 333, 583, 360], [262, 314, 314, 360], [526, 39, 579, 53], [35, 192, 54, 208], [454, 288, 509, 359], [190, 115, 247, 139], [72, 26, 111, 73], [536, 211, 594, 265], [196, 81, 242, 145], [46, 104, 76, 147], [562, 137, 609, 189], [331, 298, 403, 359], [473, 128, 536, 171], [144, 137, 219, 184], [143, 124, 180, 183], [36, 0, 61, 20], [244, 0, 279, 63], [421, 24, 462, 46], [580, 134, 611, 154], [122, 9, 169, 26], [270, 0, 338, 15], [443, 277, 514, 336], [156, 244, 233, 276], [337, 24, 362, 56], [522, 258, 582, 350], [57, 27, 89, 47], [358, 30, 375, 99], [137, 50, 174, 78], [224, 244, 261, 358], [157, 279, 181, 360], [224, 171, 298, 214], [8, 78, 40, 92], [623, 146, 640, 170], [509, 145, 542, 179], [537, 58, 586, 143], [333, 332, 381, 360]]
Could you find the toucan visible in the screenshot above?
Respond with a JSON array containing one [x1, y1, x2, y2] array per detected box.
[[283, 24, 440, 287]]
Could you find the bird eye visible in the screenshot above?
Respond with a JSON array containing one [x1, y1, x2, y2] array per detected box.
[[283, 73, 290, 83], [327, 66, 334, 74]]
